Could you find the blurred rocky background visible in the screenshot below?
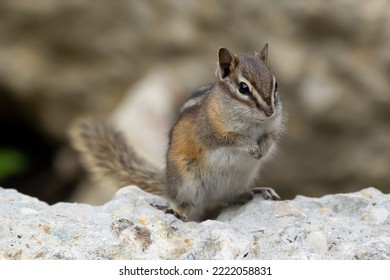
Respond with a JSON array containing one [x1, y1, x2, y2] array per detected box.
[[0, 0, 389, 204]]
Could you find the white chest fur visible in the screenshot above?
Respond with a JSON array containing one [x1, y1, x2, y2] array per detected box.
[[201, 147, 262, 203]]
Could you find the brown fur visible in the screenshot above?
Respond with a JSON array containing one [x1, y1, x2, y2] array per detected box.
[[168, 109, 205, 180], [206, 95, 232, 139]]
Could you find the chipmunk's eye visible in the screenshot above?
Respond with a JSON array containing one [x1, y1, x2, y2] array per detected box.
[[238, 82, 250, 95]]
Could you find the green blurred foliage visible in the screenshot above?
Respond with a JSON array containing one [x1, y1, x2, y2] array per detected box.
[[0, 148, 28, 181]]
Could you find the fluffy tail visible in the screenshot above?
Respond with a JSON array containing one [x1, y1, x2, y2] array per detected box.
[[69, 118, 166, 196]]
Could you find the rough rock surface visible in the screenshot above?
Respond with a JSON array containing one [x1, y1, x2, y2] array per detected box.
[[1, 186, 389, 260]]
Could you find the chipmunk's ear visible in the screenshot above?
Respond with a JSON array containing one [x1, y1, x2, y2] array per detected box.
[[217, 48, 238, 79], [256, 43, 268, 65]]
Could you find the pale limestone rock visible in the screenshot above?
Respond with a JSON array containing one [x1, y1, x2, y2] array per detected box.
[[1, 186, 389, 260]]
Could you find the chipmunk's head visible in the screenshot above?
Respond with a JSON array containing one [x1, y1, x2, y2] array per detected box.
[[215, 44, 281, 121]]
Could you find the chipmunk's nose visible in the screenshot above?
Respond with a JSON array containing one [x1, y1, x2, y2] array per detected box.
[[265, 107, 274, 117]]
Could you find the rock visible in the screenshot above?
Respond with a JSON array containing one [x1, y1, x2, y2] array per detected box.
[[1, 186, 389, 259]]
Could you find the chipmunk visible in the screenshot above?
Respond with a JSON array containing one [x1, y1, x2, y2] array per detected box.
[[70, 43, 283, 222]]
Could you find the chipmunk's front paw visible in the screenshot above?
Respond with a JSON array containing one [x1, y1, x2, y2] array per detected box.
[[248, 145, 262, 160]]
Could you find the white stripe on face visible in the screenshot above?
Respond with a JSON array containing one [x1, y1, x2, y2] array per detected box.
[[237, 75, 269, 109]]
